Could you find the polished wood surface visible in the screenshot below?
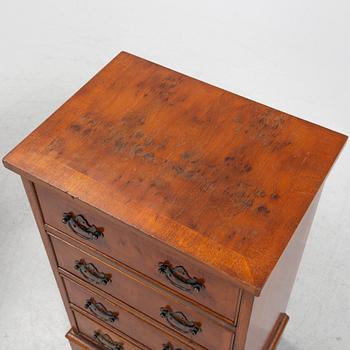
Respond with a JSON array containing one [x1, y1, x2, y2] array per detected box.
[[49, 224, 236, 328], [64, 276, 203, 350], [51, 233, 234, 350], [3, 52, 346, 294], [232, 291, 254, 350], [74, 311, 143, 350], [36, 182, 241, 320], [66, 329, 102, 350], [240, 190, 320, 350], [3, 52, 347, 350], [21, 178, 78, 329], [264, 314, 289, 350]]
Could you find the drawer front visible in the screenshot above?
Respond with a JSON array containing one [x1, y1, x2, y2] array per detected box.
[[37, 183, 239, 321], [67, 329, 116, 350], [73, 310, 142, 350], [64, 277, 200, 350], [51, 234, 234, 350]]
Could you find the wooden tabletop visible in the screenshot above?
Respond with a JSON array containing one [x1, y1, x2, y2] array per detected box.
[[3, 52, 347, 295]]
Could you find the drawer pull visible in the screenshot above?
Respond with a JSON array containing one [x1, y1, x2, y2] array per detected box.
[[63, 212, 104, 240], [93, 331, 123, 350], [158, 261, 204, 293], [74, 260, 111, 285], [163, 343, 183, 350], [160, 307, 201, 335], [85, 298, 118, 323]]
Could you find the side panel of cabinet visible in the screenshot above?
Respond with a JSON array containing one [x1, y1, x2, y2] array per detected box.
[[21, 177, 76, 329], [242, 189, 321, 350]]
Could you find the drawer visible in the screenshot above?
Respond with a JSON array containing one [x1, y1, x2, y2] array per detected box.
[[66, 329, 114, 350], [37, 183, 240, 321], [73, 310, 142, 350], [51, 234, 234, 350], [63, 276, 200, 350]]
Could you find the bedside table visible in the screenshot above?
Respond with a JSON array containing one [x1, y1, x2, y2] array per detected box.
[[3, 52, 347, 350]]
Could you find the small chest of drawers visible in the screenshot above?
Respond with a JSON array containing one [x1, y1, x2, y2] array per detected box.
[[3, 52, 346, 350]]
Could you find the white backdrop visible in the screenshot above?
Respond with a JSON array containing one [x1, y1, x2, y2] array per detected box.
[[0, 1, 349, 349]]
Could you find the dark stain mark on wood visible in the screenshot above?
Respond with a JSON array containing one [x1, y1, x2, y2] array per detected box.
[[149, 177, 172, 200], [143, 152, 155, 161], [70, 124, 82, 132], [187, 219, 197, 230], [272, 140, 292, 152], [244, 164, 252, 172], [227, 231, 237, 240], [223, 181, 256, 214], [183, 170, 195, 179], [157, 139, 168, 150], [47, 138, 65, 156], [134, 131, 144, 139], [224, 156, 235, 164], [271, 193, 280, 200], [172, 165, 183, 175], [149, 76, 184, 103], [143, 136, 154, 146], [191, 115, 202, 124], [82, 128, 92, 136], [150, 181, 156, 188], [114, 174, 123, 183], [115, 137, 127, 151], [224, 153, 252, 173], [121, 112, 146, 128], [239, 109, 288, 146], [256, 205, 270, 215], [255, 189, 266, 197], [182, 151, 193, 160], [101, 136, 113, 144], [80, 112, 101, 125], [133, 146, 144, 155]]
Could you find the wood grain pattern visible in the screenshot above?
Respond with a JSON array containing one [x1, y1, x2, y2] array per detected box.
[[50, 233, 234, 350], [49, 223, 236, 328], [66, 329, 102, 350], [63, 271, 209, 350], [3, 52, 346, 294], [21, 178, 78, 329], [36, 182, 240, 320], [242, 189, 321, 350], [74, 310, 143, 350], [64, 276, 203, 350]]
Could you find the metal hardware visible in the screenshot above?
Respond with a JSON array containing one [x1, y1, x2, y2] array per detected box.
[[160, 307, 201, 335], [85, 298, 118, 323], [63, 212, 103, 240], [94, 331, 123, 350], [74, 260, 111, 285], [158, 261, 204, 293]]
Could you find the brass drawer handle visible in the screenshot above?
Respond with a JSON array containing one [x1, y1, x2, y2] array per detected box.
[[158, 261, 204, 293], [163, 343, 183, 350], [74, 260, 111, 285], [94, 331, 123, 350], [63, 212, 104, 240], [85, 298, 118, 323], [160, 307, 201, 335]]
